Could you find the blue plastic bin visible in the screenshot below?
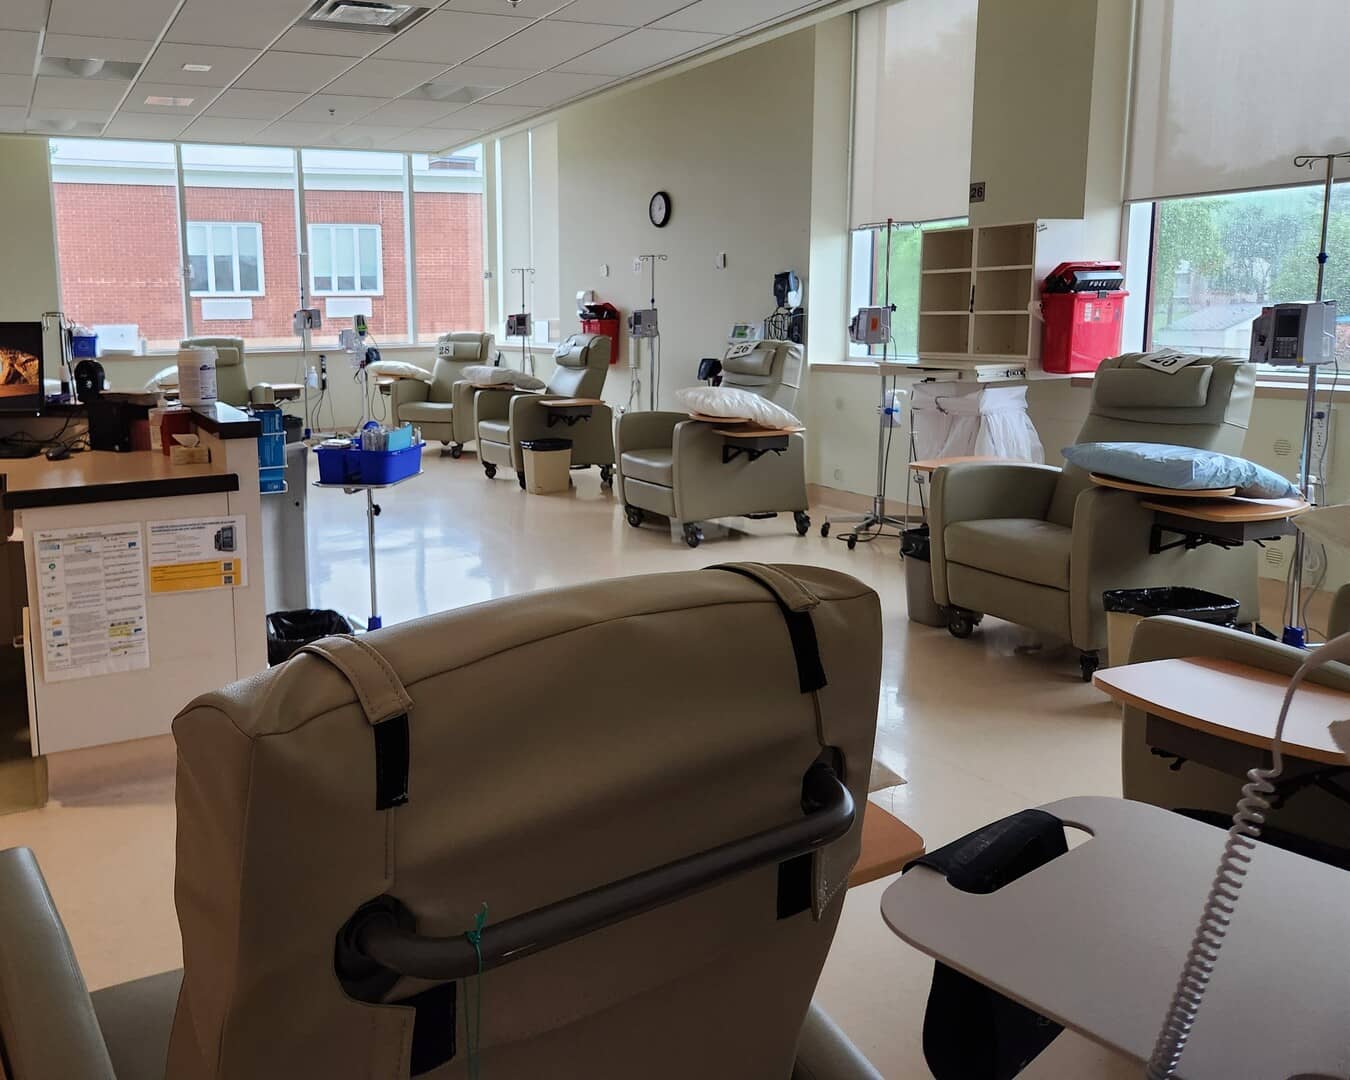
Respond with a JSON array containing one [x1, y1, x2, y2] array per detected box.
[[315, 442, 423, 486], [71, 334, 98, 358], [256, 409, 286, 493]]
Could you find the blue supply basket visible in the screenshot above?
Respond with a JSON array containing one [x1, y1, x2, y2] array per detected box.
[[71, 334, 98, 358], [316, 441, 423, 486], [256, 409, 287, 493]]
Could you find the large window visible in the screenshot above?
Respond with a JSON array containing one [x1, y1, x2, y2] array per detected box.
[[1143, 181, 1350, 366], [50, 139, 485, 354], [187, 222, 263, 296], [309, 224, 382, 296], [849, 219, 967, 358]]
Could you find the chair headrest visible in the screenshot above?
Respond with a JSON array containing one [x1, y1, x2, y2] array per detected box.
[[182, 337, 245, 368], [1086, 352, 1255, 430], [554, 332, 611, 369], [437, 332, 493, 362]]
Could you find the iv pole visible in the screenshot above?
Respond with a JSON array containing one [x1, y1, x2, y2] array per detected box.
[[510, 267, 536, 375], [826, 218, 908, 548], [633, 254, 667, 411], [1283, 150, 1350, 648]]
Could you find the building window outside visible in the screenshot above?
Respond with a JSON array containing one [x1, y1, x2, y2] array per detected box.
[[187, 222, 263, 296], [849, 218, 967, 359], [1145, 181, 1350, 366], [309, 224, 382, 296]]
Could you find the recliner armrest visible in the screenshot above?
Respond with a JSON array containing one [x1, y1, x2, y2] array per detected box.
[[792, 1002, 882, 1080], [617, 410, 684, 453], [1129, 616, 1350, 690], [930, 462, 1061, 527], [473, 387, 531, 425], [390, 378, 431, 412], [0, 848, 116, 1079]]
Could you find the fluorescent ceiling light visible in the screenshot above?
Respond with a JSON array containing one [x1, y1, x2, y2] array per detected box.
[[182, 63, 213, 73], [145, 95, 196, 107]]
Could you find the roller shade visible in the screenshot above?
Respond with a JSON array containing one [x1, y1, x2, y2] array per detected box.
[[1127, 0, 1350, 202], [497, 131, 532, 303], [850, 0, 976, 228]]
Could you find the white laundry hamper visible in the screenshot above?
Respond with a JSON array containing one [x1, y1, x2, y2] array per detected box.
[[909, 383, 1043, 463]]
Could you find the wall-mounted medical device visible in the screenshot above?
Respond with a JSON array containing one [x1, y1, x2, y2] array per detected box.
[[849, 305, 894, 346], [292, 308, 322, 336], [628, 308, 659, 339], [1250, 300, 1338, 366], [729, 323, 761, 344], [506, 313, 533, 338]]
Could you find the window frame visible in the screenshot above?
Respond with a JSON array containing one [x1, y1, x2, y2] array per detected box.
[[307, 223, 385, 298], [186, 220, 265, 298]]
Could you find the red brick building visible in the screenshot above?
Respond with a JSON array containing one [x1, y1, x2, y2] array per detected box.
[[50, 141, 484, 352]]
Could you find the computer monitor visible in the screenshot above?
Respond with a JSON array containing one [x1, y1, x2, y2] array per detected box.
[[0, 322, 43, 416]]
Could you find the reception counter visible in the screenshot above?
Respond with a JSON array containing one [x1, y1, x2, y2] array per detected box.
[[5, 404, 268, 757]]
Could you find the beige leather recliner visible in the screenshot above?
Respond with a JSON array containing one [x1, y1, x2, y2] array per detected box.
[[148, 338, 259, 405], [0, 564, 883, 1080], [391, 332, 495, 457], [616, 341, 810, 548], [929, 353, 1259, 679], [476, 333, 615, 489], [1121, 615, 1350, 850]]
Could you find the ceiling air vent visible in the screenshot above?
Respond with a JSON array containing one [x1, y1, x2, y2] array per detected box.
[[302, 1, 428, 33]]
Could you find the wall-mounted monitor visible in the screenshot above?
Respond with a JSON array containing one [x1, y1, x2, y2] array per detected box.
[[0, 323, 43, 416]]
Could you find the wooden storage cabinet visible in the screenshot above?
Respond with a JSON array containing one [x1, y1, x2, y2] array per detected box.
[[917, 219, 1086, 375]]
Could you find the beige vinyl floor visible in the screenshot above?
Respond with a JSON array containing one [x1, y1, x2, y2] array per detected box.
[[0, 451, 1140, 1078]]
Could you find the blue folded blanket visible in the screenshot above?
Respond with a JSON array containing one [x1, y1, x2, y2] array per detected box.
[[1062, 441, 1298, 499]]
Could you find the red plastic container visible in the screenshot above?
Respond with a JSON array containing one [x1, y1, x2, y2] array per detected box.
[[1041, 261, 1128, 374], [580, 302, 622, 365]]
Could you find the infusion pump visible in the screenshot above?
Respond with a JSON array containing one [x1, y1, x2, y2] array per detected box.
[[1250, 301, 1337, 366]]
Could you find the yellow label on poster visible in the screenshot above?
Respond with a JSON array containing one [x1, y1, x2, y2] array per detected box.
[[148, 559, 241, 594]]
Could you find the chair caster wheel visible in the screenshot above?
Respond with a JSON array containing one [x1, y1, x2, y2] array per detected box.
[[794, 511, 811, 537], [1079, 651, 1101, 682], [600, 466, 614, 490], [625, 505, 644, 528], [450, 444, 463, 459], [820, 522, 831, 538], [518, 474, 527, 490], [683, 523, 704, 549], [947, 610, 978, 639], [483, 463, 497, 480], [846, 535, 857, 551]]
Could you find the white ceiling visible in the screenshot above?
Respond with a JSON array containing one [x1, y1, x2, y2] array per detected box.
[[0, 0, 838, 152]]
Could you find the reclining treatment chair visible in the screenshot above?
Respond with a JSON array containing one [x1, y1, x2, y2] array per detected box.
[[391, 332, 495, 457], [147, 338, 259, 405], [0, 564, 883, 1080], [616, 341, 810, 548], [929, 352, 1258, 679], [476, 332, 614, 488]]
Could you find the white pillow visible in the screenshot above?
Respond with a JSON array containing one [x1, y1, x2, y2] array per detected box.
[[675, 386, 803, 431], [367, 360, 432, 381], [463, 365, 546, 390]]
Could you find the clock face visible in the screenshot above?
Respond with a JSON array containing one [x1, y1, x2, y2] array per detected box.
[[649, 191, 671, 228]]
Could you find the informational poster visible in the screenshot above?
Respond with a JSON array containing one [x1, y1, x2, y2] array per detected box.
[[35, 524, 150, 683], [147, 516, 247, 594]]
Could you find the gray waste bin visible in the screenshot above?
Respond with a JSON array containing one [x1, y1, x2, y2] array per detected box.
[[902, 526, 946, 627]]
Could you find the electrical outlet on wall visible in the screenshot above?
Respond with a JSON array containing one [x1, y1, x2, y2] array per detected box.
[[1312, 408, 1334, 480], [600, 263, 609, 278]]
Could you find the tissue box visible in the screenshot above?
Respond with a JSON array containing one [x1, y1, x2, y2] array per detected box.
[[170, 445, 211, 465]]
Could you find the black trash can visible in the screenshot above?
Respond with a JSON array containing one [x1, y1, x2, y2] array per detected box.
[[901, 525, 946, 627], [1102, 587, 1239, 666], [266, 609, 355, 666]]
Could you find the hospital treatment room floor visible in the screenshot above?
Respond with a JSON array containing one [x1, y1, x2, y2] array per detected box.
[[0, 451, 1137, 1078]]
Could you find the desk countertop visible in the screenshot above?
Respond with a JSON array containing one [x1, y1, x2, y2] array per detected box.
[[0, 451, 238, 511]]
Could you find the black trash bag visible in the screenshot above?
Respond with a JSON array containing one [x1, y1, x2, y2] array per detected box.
[[1102, 587, 1239, 627], [266, 609, 354, 666], [519, 438, 573, 453]]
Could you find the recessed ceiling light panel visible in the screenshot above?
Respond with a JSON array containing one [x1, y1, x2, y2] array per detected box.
[[302, 0, 428, 33], [145, 95, 196, 107], [182, 63, 213, 73]]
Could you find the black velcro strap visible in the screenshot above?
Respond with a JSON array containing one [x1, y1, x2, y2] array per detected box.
[[373, 713, 410, 811], [716, 565, 827, 693]]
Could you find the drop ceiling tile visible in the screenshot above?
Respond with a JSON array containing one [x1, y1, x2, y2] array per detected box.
[[414, 126, 481, 146], [27, 117, 103, 135], [180, 115, 270, 142], [168, 0, 312, 50], [33, 75, 129, 110], [444, 0, 569, 14], [235, 52, 353, 93], [27, 107, 112, 127], [139, 44, 262, 88], [41, 36, 155, 65], [380, 130, 463, 152], [328, 123, 414, 148], [0, 0, 46, 33], [423, 65, 527, 100], [207, 88, 307, 120], [0, 74, 29, 107], [273, 25, 386, 58], [285, 94, 384, 123], [559, 0, 694, 26], [362, 98, 461, 126], [469, 19, 626, 70], [558, 26, 719, 76], [437, 101, 536, 127], [0, 31, 38, 76], [48, 0, 181, 42], [481, 70, 610, 106], [0, 105, 26, 129], [103, 113, 192, 139], [324, 57, 450, 98], [654, 0, 806, 34], [122, 81, 212, 114], [377, 11, 529, 64], [256, 119, 338, 145]]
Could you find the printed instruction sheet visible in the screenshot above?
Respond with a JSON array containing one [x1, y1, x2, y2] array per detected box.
[[147, 516, 248, 594], [35, 524, 149, 683]]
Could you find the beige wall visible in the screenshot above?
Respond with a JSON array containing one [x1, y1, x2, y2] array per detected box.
[[2, 135, 63, 365]]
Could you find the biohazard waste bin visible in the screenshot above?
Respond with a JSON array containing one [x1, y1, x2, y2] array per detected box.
[[581, 302, 622, 365], [1041, 261, 1128, 374]]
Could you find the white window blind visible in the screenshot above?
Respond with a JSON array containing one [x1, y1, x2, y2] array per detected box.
[[850, 0, 977, 228], [1128, 0, 1350, 202]]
